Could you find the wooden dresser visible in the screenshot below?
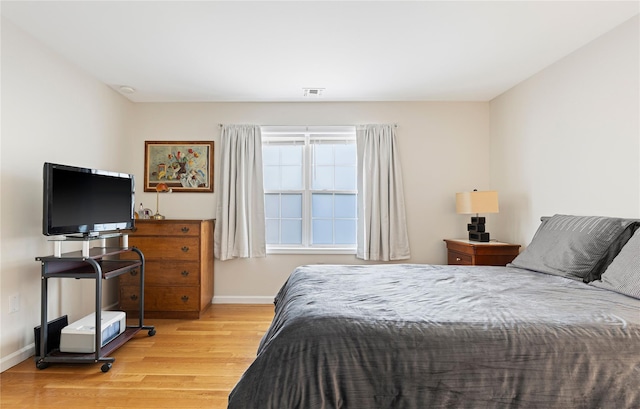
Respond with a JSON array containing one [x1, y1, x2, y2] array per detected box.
[[119, 219, 214, 319], [443, 239, 520, 266]]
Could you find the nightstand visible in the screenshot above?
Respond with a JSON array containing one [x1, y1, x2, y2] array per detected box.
[[443, 239, 520, 266]]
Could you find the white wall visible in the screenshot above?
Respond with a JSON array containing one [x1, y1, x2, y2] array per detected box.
[[0, 18, 133, 371], [490, 16, 640, 245], [128, 102, 491, 301]]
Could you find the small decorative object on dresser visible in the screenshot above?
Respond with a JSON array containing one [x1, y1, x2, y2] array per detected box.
[[119, 219, 215, 319], [443, 239, 520, 266]]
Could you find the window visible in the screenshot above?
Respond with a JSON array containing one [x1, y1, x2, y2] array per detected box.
[[262, 126, 357, 253]]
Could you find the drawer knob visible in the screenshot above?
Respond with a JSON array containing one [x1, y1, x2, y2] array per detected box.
[[181, 246, 190, 252], [181, 270, 190, 277], [181, 226, 190, 233], [181, 295, 189, 303], [129, 269, 138, 276], [130, 294, 138, 301], [456, 257, 462, 262]]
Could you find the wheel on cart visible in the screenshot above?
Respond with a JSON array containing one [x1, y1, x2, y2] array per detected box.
[[36, 361, 49, 370], [148, 328, 156, 336], [101, 363, 112, 373]]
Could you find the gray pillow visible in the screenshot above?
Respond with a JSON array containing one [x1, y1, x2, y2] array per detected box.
[[507, 214, 638, 282], [590, 228, 640, 299]]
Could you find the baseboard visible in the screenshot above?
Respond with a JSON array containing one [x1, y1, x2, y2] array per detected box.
[[1, 344, 35, 373], [212, 296, 274, 304]]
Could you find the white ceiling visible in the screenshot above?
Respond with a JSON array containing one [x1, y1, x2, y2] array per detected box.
[[2, 1, 638, 102]]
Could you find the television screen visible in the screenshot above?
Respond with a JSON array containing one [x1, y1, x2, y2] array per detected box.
[[43, 162, 135, 236]]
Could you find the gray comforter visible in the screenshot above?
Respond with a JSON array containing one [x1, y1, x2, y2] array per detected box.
[[228, 264, 640, 408]]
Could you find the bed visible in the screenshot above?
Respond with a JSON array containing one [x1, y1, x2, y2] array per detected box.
[[228, 215, 640, 409]]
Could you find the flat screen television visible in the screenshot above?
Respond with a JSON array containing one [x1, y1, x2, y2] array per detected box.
[[42, 162, 135, 237]]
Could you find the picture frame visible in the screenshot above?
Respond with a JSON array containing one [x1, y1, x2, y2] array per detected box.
[[144, 141, 214, 192]]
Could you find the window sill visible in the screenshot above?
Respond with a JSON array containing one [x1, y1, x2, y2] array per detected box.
[[266, 247, 357, 255]]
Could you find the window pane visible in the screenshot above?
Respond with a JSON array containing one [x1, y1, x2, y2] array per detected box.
[[281, 220, 302, 244], [335, 220, 356, 244], [265, 220, 280, 244], [262, 145, 280, 165], [281, 145, 302, 165], [265, 194, 280, 218], [334, 166, 356, 190], [335, 144, 356, 165], [281, 194, 302, 218], [311, 165, 334, 190], [312, 220, 333, 244], [312, 194, 333, 218], [314, 145, 334, 165], [334, 194, 356, 218], [281, 165, 302, 189], [263, 166, 280, 190]]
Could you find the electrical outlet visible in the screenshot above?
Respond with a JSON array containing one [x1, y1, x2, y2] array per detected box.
[[9, 295, 19, 313]]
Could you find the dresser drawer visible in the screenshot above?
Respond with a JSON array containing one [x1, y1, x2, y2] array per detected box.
[[119, 261, 200, 286], [125, 237, 200, 261], [120, 285, 200, 312], [448, 251, 473, 265], [130, 221, 200, 236]]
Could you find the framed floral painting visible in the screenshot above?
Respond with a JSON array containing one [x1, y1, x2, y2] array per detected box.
[[144, 141, 214, 192]]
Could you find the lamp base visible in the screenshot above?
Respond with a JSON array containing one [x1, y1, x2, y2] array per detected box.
[[152, 213, 165, 220], [468, 216, 490, 242], [469, 232, 490, 242]]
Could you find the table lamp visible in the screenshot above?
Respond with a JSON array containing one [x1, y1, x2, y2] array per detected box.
[[456, 190, 499, 242], [153, 183, 172, 220]]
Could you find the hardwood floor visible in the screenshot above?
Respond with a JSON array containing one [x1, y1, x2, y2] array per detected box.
[[0, 304, 274, 409]]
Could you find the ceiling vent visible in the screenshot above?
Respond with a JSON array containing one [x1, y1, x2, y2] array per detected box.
[[303, 88, 325, 97]]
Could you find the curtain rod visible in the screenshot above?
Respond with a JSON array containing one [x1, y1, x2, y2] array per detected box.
[[218, 124, 398, 128]]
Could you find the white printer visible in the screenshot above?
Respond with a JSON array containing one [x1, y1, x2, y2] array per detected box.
[[60, 311, 126, 353]]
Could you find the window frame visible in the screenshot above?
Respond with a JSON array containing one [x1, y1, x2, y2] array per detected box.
[[262, 126, 357, 255]]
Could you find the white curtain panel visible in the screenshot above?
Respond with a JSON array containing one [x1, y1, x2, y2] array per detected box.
[[214, 125, 266, 260], [356, 124, 411, 261]]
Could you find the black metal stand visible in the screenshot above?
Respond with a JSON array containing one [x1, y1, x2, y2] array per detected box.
[[35, 239, 155, 372]]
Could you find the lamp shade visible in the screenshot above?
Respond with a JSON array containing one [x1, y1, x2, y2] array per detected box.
[[156, 182, 171, 193], [456, 190, 499, 214]]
